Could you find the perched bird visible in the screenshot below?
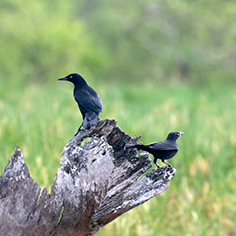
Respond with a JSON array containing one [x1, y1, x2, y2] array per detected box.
[[58, 73, 103, 132], [126, 131, 184, 168]]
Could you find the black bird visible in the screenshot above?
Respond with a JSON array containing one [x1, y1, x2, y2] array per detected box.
[[126, 131, 184, 168], [58, 73, 103, 132]]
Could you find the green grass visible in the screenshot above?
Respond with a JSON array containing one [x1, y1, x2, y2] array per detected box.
[[1, 80, 236, 235]]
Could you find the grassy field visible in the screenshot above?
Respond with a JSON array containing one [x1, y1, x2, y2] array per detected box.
[[0, 79, 236, 235]]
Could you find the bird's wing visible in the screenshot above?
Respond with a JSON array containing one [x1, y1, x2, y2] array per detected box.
[[75, 87, 103, 115], [147, 141, 178, 151]]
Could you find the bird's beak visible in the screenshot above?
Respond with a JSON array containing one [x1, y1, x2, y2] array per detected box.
[[179, 132, 184, 136], [57, 77, 67, 81]]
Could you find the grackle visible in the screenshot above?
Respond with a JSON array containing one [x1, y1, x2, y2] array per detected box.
[[126, 131, 184, 168], [58, 73, 103, 133]]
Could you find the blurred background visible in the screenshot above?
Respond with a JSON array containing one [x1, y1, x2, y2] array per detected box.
[[0, 0, 236, 235]]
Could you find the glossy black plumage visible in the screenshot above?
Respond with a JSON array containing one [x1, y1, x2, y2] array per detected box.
[[58, 73, 103, 132], [126, 131, 184, 168]]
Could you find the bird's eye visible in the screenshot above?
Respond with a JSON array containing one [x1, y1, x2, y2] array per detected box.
[[70, 76, 73, 79], [177, 133, 180, 136]]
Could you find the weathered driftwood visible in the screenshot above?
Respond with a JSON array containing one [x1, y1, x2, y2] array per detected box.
[[0, 119, 176, 236]]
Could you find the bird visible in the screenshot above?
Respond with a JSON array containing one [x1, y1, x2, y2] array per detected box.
[[58, 73, 103, 133], [126, 131, 184, 168]]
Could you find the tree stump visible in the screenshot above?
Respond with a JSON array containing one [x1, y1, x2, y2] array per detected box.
[[0, 119, 176, 236]]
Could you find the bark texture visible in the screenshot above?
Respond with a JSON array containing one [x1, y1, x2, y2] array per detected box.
[[0, 119, 176, 236]]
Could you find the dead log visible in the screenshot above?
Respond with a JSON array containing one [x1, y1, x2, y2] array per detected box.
[[0, 119, 176, 236]]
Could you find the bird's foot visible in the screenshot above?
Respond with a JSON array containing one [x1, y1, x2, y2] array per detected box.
[[155, 163, 160, 169], [161, 160, 172, 168]]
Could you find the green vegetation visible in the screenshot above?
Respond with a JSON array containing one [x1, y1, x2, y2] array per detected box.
[[1, 0, 236, 84], [1, 0, 236, 235], [1, 80, 236, 235]]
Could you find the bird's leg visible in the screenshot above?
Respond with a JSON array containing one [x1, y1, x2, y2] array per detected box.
[[74, 123, 83, 136], [153, 157, 160, 168], [161, 159, 172, 168]]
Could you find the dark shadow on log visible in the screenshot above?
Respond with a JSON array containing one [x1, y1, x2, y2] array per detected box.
[[0, 119, 176, 236]]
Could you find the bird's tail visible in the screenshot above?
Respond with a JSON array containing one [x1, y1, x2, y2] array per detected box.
[[132, 144, 150, 152], [125, 143, 146, 151], [82, 111, 99, 129]]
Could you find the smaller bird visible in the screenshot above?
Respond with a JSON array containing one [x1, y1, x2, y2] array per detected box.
[[58, 73, 103, 133], [126, 131, 184, 168]]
